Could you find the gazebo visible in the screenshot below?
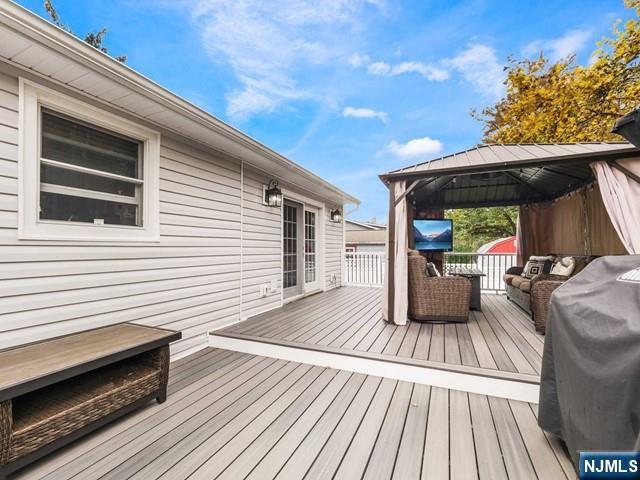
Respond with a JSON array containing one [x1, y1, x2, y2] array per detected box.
[[379, 142, 640, 325]]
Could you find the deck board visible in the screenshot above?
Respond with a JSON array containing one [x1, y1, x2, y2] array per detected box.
[[110, 359, 294, 480], [422, 386, 450, 480], [362, 380, 413, 479], [331, 378, 398, 479], [13, 348, 572, 480], [217, 287, 544, 379], [247, 372, 368, 479], [469, 393, 509, 480], [392, 383, 430, 479], [450, 390, 478, 479]]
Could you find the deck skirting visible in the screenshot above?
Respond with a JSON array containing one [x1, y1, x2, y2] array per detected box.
[[209, 333, 539, 402]]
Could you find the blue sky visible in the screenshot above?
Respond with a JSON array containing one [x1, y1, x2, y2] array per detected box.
[[16, 0, 633, 221]]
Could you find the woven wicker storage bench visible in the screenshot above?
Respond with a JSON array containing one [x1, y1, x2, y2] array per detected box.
[[0, 324, 180, 479]]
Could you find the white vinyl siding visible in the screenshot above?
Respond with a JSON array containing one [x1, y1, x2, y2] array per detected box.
[[241, 166, 282, 319], [0, 69, 348, 358], [325, 207, 344, 289], [0, 72, 241, 357]]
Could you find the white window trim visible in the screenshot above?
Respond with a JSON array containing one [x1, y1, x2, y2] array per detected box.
[[18, 78, 161, 242]]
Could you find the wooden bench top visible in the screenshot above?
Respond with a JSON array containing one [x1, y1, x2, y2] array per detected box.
[[0, 324, 181, 402]]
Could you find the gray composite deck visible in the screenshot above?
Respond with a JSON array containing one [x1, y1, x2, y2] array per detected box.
[[217, 287, 544, 382], [13, 348, 574, 480]]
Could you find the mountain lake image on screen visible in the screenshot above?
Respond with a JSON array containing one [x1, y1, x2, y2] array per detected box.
[[413, 219, 453, 251]]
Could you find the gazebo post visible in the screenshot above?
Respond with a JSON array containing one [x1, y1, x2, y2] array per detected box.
[[386, 182, 396, 323]]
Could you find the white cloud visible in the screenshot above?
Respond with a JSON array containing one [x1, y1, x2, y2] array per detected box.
[[347, 53, 371, 68], [388, 137, 443, 158], [445, 44, 505, 99], [389, 62, 449, 81], [343, 106, 388, 122], [367, 60, 449, 81], [186, 0, 386, 119], [367, 61, 392, 75], [522, 29, 592, 61]]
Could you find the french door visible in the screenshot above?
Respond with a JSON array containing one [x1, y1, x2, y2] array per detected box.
[[304, 207, 319, 292], [283, 200, 320, 300], [283, 201, 302, 299]]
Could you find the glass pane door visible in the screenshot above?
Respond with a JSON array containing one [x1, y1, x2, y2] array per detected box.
[[283, 203, 298, 290], [304, 210, 317, 288]]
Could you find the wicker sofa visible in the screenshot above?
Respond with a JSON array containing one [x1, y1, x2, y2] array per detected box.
[[408, 252, 472, 322], [504, 255, 595, 333]]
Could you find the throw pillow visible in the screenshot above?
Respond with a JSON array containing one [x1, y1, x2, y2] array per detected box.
[[551, 256, 575, 276], [522, 255, 554, 278], [426, 262, 441, 277]]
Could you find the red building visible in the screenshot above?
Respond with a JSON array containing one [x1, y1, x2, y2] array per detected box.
[[477, 236, 517, 254]]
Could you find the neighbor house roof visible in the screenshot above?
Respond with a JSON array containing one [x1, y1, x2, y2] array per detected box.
[[0, 2, 359, 206], [380, 142, 638, 181], [345, 219, 386, 231]]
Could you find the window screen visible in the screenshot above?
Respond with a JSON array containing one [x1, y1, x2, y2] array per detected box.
[[39, 109, 143, 226]]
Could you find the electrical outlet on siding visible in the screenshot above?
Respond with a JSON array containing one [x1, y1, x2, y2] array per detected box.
[[260, 282, 279, 297]]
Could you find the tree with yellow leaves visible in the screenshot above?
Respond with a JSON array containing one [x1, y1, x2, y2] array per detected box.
[[474, 0, 640, 143]]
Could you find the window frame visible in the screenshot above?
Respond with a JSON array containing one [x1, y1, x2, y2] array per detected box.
[[18, 78, 160, 242]]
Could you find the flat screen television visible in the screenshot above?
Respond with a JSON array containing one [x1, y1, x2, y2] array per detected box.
[[413, 219, 453, 251]]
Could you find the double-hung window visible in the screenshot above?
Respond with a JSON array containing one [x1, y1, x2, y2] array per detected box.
[[19, 79, 160, 241]]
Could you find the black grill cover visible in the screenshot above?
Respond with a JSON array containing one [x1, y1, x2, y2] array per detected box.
[[538, 255, 640, 464]]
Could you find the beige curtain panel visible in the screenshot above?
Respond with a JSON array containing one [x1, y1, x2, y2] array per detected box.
[[591, 159, 640, 254], [383, 181, 409, 325], [517, 182, 627, 263], [517, 202, 554, 265]]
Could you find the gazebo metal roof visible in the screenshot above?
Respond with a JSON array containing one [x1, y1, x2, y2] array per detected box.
[[379, 142, 639, 209]]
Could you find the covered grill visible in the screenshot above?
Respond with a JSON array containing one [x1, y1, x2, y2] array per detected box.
[[538, 255, 640, 464]]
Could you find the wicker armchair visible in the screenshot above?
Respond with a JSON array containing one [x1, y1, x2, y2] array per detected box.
[[408, 255, 471, 322], [530, 274, 569, 334]]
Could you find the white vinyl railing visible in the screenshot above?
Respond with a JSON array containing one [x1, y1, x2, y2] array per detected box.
[[344, 251, 517, 291], [443, 252, 517, 291], [344, 252, 385, 287]]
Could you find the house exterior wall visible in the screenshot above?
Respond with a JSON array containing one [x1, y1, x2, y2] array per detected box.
[[325, 207, 343, 289], [241, 165, 282, 319], [345, 222, 373, 232], [0, 68, 346, 358]]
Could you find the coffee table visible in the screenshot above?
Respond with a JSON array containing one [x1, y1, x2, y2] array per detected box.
[[449, 267, 486, 310]]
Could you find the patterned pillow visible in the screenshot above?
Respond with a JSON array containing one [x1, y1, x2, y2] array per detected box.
[[522, 256, 554, 278], [426, 262, 441, 277]]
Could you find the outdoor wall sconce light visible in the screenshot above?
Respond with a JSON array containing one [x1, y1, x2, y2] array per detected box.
[[264, 179, 283, 208], [613, 107, 640, 147], [330, 208, 343, 223]]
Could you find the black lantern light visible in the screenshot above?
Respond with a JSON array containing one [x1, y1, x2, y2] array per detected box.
[[330, 208, 343, 223], [264, 180, 283, 208], [612, 107, 640, 147]]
